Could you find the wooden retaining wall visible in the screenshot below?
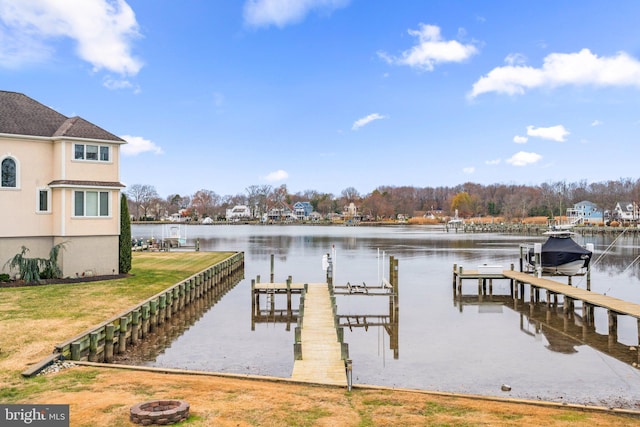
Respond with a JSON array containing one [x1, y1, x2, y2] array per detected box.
[[23, 252, 244, 376], [453, 222, 640, 236]]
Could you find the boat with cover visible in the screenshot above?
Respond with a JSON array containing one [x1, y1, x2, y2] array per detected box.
[[527, 231, 592, 276]]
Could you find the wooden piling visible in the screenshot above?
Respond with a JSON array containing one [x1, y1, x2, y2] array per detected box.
[[608, 310, 618, 347], [71, 342, 80, 361], [131, 310, 141, 345], [89, 332, 98, 362], [270, 254, 275, 282], [141, 304, 150, 336], [104, 324, 114, 363], [118, 316, 128, 354]]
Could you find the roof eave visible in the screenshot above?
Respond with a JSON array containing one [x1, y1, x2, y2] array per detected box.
[[0, 132, 126, 145]]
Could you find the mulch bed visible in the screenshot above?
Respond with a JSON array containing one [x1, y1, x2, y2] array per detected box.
[[0, 274, 131, 288]]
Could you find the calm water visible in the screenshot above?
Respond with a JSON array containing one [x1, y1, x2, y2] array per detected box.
[[131, 224, 640, 408]]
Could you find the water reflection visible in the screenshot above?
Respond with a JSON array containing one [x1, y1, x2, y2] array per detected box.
[[114, 270, 243, 365], [454, 284, 640, 368]]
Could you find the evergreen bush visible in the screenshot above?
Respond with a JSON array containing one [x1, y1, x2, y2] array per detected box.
[[119, 193, 132, 274]]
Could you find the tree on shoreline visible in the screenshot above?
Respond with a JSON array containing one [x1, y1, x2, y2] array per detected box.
[[119, 193, 132, 274], [127, 178, 640, 221]]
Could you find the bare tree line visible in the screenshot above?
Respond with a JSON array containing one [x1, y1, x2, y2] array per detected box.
[[124, 178, 640, 221]]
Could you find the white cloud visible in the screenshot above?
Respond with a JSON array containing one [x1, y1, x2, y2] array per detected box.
[[513, 135, 528, 144], [0, 0, 142, 75], [463, 167, 475, 174], [506, 151, 542, 166], [485, 158, 501, 165], [263, 169, 289, 182], [120, 135, 164, 156], [526, 125, 569, 142], [243, 0, 349, 28], [469, 48, 640, 98], [377, 23, 478, 71], [504, 53, 527, 66], [352, 113, 387, 130], [591, 119, 603, 126], [103, 75, 140, 93]]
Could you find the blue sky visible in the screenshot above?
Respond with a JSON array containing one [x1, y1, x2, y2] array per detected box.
[[2, 1, 640, 198]]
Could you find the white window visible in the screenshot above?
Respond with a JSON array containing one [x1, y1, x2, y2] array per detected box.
[[74, 190, 110, 217], [37, 188, 51, 213], [73, 144, 110, 162]]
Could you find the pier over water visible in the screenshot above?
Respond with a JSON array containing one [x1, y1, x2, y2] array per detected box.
[[453, 265, 640, 365], [291, 283, 347, 386]]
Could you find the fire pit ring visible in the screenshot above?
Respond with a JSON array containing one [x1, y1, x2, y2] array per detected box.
[[130, 400, 189, 425]]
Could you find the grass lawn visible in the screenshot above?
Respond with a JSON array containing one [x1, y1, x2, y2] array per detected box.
[[0, 251, 234, 400]]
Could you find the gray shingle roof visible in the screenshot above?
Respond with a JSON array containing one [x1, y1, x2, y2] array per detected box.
[[0, 90, 124, 142], [48, 180, 126, 188]]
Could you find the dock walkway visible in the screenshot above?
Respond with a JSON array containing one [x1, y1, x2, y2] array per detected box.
[[503, 270, 640, 318], [291, 283, 347, 386]]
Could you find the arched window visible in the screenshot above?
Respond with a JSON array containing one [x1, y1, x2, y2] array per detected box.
[[1, 157, 16, 188]]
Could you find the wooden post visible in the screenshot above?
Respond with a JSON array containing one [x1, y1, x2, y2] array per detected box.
[[166, 292, 173, 320], [173, 288, 180, 313], [141, 304, 150, 337], [294, 342, 302, 360], [71, 342, 81, 361], [270, 254, 275, 282], [608, 310, 618, 348], [131, 309, 140, 345], [637, 318, 640, 365], [178, 283, 185, 309], [149, 300, 158, 332], [89, 332, 98, 362], [104, 324, 114, 363], [158, 295, 166, 324], [286, 276, 292, 313], [118, 316, 128, 354], [341, 342, 349, 360], [452, 264, 457, 290]]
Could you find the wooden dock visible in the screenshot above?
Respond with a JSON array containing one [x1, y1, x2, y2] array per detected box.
[[453, 265, 640, 346], [503, 270, 640, 318], [291, 283, 348, 386]]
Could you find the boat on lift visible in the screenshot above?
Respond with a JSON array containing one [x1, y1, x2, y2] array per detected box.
[[526, 230, 593, 276]]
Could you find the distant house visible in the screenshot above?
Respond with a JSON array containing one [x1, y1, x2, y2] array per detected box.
[[0, 91, 126, 278], [566, 200, 603, 225], [342, 202, 362, 222], [293, 201, 313, 220], [226, 205, 251, 221], [612, 201, 638, 221], [263, 201, 295, 222], [309, 211, 322, 222]]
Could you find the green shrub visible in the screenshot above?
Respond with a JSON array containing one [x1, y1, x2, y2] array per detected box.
[[3, 242, 66, 284]]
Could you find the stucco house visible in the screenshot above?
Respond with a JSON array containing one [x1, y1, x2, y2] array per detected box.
[[0, 91, 126, 278]]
